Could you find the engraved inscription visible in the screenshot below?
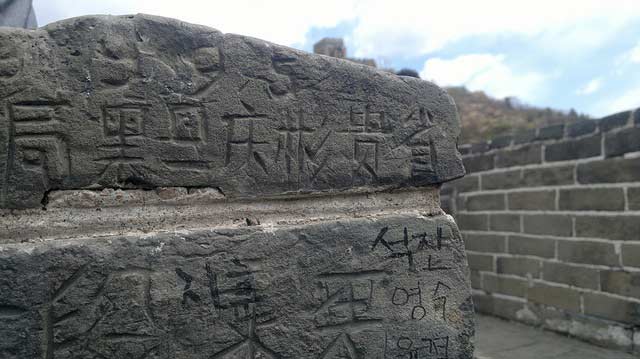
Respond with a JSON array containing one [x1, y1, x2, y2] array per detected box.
[[354, 139, 379, 180], [391, 281, 451, 322], [169, 104, 205, 142], [314, 271, 384, 357], [348, 106, 391, 134], [43, 266, 160, 359], [371, 225, 451, 271], [96, 104, 150, 182], [385, 332, 450, 359], [174, 261, 280, 358], [224, 116, 270, 174], [2, 102, 71, 206], [276, 109, 332, 183], [339, 106, 390, 183]]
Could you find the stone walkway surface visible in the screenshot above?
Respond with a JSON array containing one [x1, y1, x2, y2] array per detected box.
[[474, 315, 636, 359]]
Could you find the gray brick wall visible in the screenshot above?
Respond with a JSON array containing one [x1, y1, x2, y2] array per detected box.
[[443, 108, 640, 354]]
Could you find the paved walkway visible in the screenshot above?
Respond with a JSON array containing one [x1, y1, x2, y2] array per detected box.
[[474, 315, 636, 359]]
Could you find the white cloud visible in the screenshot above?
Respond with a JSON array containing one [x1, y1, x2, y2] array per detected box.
[[576, 78, 602, 95], [349, 0, 640, 58], [420, 53, 546, 102], [630, 44, 640, 63], [34, 0, 640, 55], [33, 0, 358, 47], [618, 41, 640, 65]]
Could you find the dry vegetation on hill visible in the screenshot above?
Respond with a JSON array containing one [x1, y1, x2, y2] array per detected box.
[[446, 86, 590, 144]]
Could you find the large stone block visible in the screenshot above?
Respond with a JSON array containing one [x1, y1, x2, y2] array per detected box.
[[0, 14, 473, 359], [0, 214, 475, 359], [0, 15, 464, 209]]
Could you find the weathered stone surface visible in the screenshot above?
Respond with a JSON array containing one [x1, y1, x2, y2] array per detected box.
[[0, 14, 464, 209], [0, 213, 474, 358]]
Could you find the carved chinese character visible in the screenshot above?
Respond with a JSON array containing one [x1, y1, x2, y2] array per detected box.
[[276, 109, 331, 183]]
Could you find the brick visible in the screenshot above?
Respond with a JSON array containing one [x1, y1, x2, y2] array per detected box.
[[440, 195, 453, 214], [557, 240, 619, 266], [529, 282, 581, 312], [463, 232, 506, 253], [440, 184, 454, 196], [542, 262, 599, 289], [489, 213, 520, 232], [508, 235, 555, 258], [601, 270, 640, 298], [521, 164, 574, 187], [458, 144, 471, 155], [544, 134, 601, 162], [466, 193, 505, 211], [496, 256, 540, 278], [628, 187, 640, 210], [578, 157, 640, 184], [522, 214, 572, 236], [470, 271, 482, 289], [452, 175, 479, 193], [490, 135, 513, 149], [508, 190, 556, 210], [471, 141, 490, 153], [482, 273, 527, 297], [513, 129, 536, 144], [537, 124, 565, 140], [559, 188, 625, 211], [599, 110, 631, 132], [481, 169, 522, 190], [575, 215, 640, 241], [456, 195, 466, 212], [584, 292, 640, 325], [473, 293, 524, 320], [605, 126, 640, 157], [463, 153, 494, 173], [467, 253, 494, 271], [622, 243, 640, 268], [456, 213, 488, 231], [495, 144, 542, 168], [567, 120, 597, 138]]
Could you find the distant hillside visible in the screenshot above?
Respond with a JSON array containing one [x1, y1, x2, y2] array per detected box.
[[446, 87, 589, 144]]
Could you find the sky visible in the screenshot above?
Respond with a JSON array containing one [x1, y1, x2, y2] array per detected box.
[[33, 0, 640, 118]]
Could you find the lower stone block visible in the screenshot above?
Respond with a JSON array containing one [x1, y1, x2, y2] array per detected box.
[[0, 214, 474, 359]]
